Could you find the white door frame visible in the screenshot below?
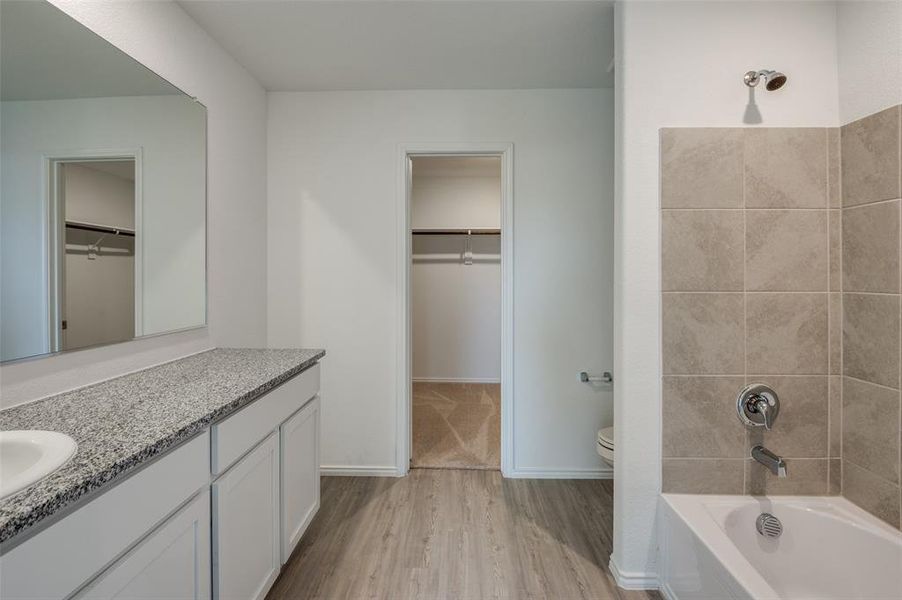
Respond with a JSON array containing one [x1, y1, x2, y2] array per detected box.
[[45, 148, 144, 352], [396, 142, 514, 477]]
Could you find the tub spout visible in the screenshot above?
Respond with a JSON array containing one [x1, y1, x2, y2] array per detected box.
[[751, 445, 787, 477]]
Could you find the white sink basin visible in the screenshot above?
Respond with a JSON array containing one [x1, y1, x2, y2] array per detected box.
[[0, 431, 77, 500]]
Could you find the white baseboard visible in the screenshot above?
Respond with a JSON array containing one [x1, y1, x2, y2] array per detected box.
[[503, 466, 613, 479], [320, 465, 401, 477], [411, 377, 501, 384], [658, 581, 677, 600], [608, 557, 658, 591]]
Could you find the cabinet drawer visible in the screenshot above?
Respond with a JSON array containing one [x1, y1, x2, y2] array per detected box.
[[0, 432, 209, 600], [211, 363, 319, 475]]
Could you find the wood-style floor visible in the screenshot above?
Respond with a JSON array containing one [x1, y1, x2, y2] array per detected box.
[[267, 471, 659, 600]]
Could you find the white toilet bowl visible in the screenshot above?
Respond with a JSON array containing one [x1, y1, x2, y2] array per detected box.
[[597, 426, 614, 467]]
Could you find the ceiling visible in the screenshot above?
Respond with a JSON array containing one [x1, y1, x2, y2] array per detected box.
[[179, 0, 613, 91], [1, 1, 181, 101]]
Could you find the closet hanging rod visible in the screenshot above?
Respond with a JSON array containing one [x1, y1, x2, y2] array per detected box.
[[65, 220, 136, 237], [411, 228, 500, 235]]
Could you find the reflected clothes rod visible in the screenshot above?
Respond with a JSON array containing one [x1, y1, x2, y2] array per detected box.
[[411, 228, 500, 235], [65, 220, 135, 237]]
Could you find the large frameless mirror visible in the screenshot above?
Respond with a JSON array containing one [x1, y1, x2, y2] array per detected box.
[[1, 0, 207, 363]]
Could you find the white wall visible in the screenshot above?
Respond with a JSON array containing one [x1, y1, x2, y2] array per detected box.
[[613, 0, 840, 584], [411, 168, 501, 230], [64, 163, 135, 228], [836, 0, 902, 125], [268, 89, 614, 475], [0, 0, 267, 408], [0, 95, 205, 361], [411, 167, 501, 382]]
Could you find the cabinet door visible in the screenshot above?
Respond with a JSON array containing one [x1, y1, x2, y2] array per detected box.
[[75, 489, 211, 600], [212, 432, 280, 600], [280, 396, 320, 563]]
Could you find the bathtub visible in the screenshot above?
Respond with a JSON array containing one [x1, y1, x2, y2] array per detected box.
[[658, 494, 902, 600]]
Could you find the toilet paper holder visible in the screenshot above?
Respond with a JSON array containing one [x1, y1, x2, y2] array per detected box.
[[579, 371, 613, 384]]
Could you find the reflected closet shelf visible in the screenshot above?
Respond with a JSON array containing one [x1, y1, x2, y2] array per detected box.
[[411, 228, 500, 235], [65, 220, 135, 237]]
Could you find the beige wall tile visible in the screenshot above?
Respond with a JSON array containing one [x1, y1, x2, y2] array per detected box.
[[841, 105, 902, 207], [747, 294, 828, 374], [843, 376, 901, 484], [829, 210, 841, 292], [746, 210, 828, 291], [842, 200, 900, 293], [661, 129, 743, 208], [745, 128, 827, 208], [843, 293, 901, 389], [663, 293, 744, 374], [662, 459, 744, 494], [746, 458, 828, 495], [829, 458, 842, 495], [662, 210, 744, 291], [828, 128, 841, 209], [829, 375, 842, 458], [746, 376, 828, 458], [662, 376, 747, 458], [829, 293, 842, 375], [843, 459, 901, 528]]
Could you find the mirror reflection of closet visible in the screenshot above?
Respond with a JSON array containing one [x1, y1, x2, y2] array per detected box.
[[55, 159, 136, 351]]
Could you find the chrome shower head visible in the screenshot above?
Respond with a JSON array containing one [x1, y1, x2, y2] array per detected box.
[[744, 69, 787, 91]]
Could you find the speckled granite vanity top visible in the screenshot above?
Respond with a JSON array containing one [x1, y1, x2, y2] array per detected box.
[[0, 347, 324, 545]]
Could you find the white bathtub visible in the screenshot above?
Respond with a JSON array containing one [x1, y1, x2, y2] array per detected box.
[[658, 494, 902, 600]]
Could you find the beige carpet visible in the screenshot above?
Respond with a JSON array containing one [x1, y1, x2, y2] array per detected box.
[[411, 382, 500, 470]]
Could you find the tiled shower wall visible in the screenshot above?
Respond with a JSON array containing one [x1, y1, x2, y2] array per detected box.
[[840, 105, 901, 529], [660, 127, 841, 497], [660, 105, 902, 531]]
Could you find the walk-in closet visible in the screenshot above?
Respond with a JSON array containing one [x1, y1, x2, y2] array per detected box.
[[410, 156, 501, 470]]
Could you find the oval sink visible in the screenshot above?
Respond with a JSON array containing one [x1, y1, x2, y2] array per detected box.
[[0, 431, 77, 500]]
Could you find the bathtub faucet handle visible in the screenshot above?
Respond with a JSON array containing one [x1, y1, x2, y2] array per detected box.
[[737, 384, 780, 430], [750, 395, 775, 430]]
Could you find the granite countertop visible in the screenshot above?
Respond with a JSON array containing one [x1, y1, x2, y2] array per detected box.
[[0, 347, 325, 546]]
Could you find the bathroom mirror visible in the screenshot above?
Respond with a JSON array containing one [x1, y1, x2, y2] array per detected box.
[[0, 1, 207, 363]]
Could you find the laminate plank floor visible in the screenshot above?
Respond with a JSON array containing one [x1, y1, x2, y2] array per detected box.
[[267, 471, 659, 600]]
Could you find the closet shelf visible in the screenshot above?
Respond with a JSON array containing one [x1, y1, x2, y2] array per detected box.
[[412, 228, 500, 235], [66, 220, 135, 237]]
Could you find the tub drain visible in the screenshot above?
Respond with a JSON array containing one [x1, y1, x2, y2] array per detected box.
[[756, 513, 783, 538]]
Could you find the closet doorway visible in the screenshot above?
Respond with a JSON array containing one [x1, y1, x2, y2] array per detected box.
[[48, 156, 139, 353], [404, 151, 510, 471]]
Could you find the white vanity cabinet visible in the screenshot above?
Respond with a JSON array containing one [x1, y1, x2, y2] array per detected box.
[[0, 432, 210, 600], [0, 360, 322, 600], [212, 433, 280, 600], [210, 364, 321, 600], [280, 395, 320, 563], [75, 490, 211, 600]]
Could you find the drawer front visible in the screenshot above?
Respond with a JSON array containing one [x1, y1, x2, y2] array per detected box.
[[0, 432, 209, 600], [74, 489, 211, 600], [212, 363, 319, 475]]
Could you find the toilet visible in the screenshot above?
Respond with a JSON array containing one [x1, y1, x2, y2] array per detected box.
[[596, 426, 614, 466]]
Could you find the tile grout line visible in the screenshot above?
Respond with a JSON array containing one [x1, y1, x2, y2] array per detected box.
[[838, 125, 844, 498], [826, 129, 832, 495], [742, 130, 748, 494]]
